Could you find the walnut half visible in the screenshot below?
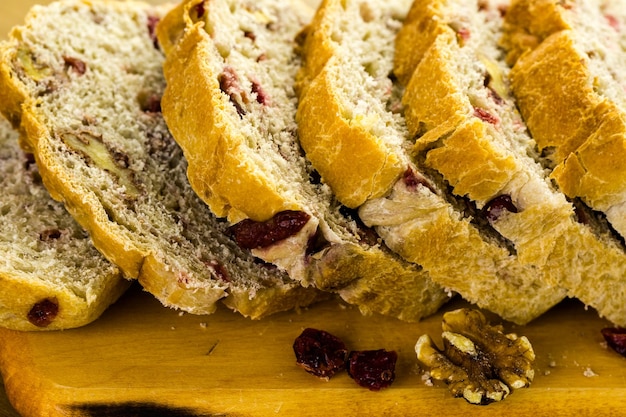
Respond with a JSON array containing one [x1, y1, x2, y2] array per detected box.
[[415, 308, 535, 405]]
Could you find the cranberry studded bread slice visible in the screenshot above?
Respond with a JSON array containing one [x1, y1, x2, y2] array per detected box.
[[296, 0, 566, 325], [157, 0, 449, 322], [500, 0, 626, 242], [0, 0, 325, 320], [391, 0, 626, 325], [0, 116, 128, 331]]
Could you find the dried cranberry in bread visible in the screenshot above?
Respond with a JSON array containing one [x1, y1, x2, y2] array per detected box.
[[0, 116, 128, 331], [157, 0, 449, 321], [296, 0, 566, 325], [0, 0, 324, 320], [501, 0, 626, 242], [393, 0, 626, 325]]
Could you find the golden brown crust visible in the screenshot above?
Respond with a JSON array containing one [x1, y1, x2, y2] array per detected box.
[[296, 58, 406, 208], [509, 31, 599, 163], [499, 0, 570, 65], [160, 14, 300, 223], [294, 0, 339, 96], [551, 100, 626, 208], [404, 31, 517, 203], [401, 30, 467, 138], [154, 0, 187, 57], [423, 119, 518, 202], [393, 0, 453, 85], [504, 0, 626, 236], [295, 0, 406, 208]]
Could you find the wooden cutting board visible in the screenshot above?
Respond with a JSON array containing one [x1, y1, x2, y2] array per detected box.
[[1, 283, 626, 417]]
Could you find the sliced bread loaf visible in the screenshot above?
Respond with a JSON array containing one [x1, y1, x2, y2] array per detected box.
[[501, 0, 626, 242], [296, 0, 568, 325], [157, 0, 450, 321], [0, 0, 324, 320], [392, 0, 626, 325], [0, 116, 128, 331]]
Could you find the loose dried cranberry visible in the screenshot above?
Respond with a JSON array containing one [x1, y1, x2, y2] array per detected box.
[[63, 56, 87, 75], [229, 210, 311, 249], [473, 107, 499, 125], [28, 298, 59, 327], [293, 328, 348, 380], [601, 328, 626, 357], [347, 349, 398, 391], [482, 194, 518, 222]]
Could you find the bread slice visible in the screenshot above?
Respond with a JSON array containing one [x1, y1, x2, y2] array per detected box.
[[295, 0, 565, 325], [501, 0, 626, 242], [391, 0, 626, 325], [0, 0, 325, 320], [157, 0, 450, 321], [0, 116, 128, 331]]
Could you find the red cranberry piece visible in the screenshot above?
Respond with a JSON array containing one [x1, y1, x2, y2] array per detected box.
[[402, 167, 435, 193], [456, 27, 471, 43], [194, 1, 207, 18], [601, 328, 626, 357], [219, 66, 246, 116], [63, 56, 87, 75], [473, 107, 499, 125], [147, 15, 161, 49], [229, 210, 311, 249], [28, 298, 59, 327], [605, 14, 620, 31], [23, 152, 36, 170], [482, 194, 518, 222], [347, 349, 398, 391], [140, 94, 162, 113], [293, 328, 348, 380], [205, 259, 230, 282], [39, 229, 64, 241], [572, 201, 590, 225], [251, 80, 270, 105]]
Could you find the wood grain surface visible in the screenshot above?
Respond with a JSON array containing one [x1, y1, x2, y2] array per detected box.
[[1, 283, 626, 417]]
